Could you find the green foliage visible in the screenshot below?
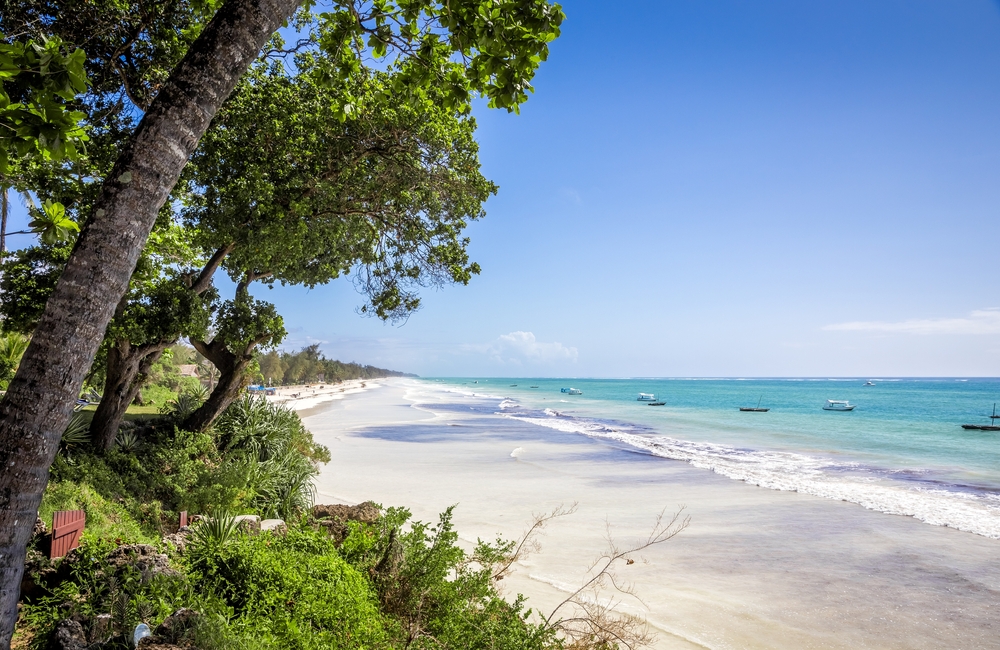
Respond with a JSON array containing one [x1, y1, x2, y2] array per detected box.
[[189, 525, 391, 650], [38, 482, 153, 544], [313, 0, 564, 114], [339, 506, 560, 649], [0, 330, 29, 387], [214, 396, 329, 517], [0, 34, 89, 173], [189, 511, 240, 555], [0, 243, 71, 334], [214, 292, 286, 356], [257, 344, 410, 386], [27, 198, 79, 244]]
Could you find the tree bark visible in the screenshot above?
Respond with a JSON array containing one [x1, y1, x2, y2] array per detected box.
[[89, 341, 169, 450], [88, 243, 234, 449], [0, 0, 300, 643], [182, 338, 255, 431]]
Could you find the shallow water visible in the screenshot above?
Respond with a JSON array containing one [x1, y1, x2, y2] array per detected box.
[[429, 377, 1000, 538], [306, 379, 1000, 649]]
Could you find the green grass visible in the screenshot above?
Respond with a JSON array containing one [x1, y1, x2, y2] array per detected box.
[[38, 481, 156, 544]]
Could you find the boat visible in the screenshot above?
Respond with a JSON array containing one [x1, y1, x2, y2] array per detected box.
[[560, 388, 570, 393], [863, 380, 875, 386], [637, 393, 656, 401], [510, 384, 517, 387], [648, 400, 666, 406], [740, 396, 769, 412], [567, 388, 583, 395], [529, 386, 539, 389], [962, 403, 1000, 431], [823, 400, 855, 411]]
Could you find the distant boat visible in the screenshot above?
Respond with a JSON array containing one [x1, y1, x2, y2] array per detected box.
[[962, 403, 1000, 431], [823, 400, 855, 411], [567, 388, 583, 395], [863, 380, 875, 386], [510, 384, 517, 387], [637, 393, 656, 401], [560, 388, 570, 393], [648, 399, 666, 406], [740, 396, 769, 412], [530, 386, 539, 389]]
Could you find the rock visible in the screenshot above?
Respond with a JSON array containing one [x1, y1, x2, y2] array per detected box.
[[312, 501, 380, 524], [260, 519, 286, 533], [234, 514, 260, 533], [105, 544, 177, 578], [92, 614, 112, 643], [47, 619, 87, 650], [162, 528, 194, 554], [137, 640, 187, 650], [312, 501, 380, 543], [154, 608, 199, 642]]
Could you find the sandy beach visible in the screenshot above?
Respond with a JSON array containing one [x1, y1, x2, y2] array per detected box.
[[264, 379, 376, 416], [301, 378, 1000, 650]]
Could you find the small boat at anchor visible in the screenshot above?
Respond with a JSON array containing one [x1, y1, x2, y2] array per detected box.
[[740, 396, 769, 412], [823, 400, 855, 411], [863, 380, 875, 386], [566, 388, 583, 395], [962, 403, 1000, 431], [648, 399, 665, 406], [637, 393, 656, 401]]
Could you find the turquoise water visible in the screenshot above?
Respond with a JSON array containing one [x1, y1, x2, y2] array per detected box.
[[425, 377, 1000, 537]]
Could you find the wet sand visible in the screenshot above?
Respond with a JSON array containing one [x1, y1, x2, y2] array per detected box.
[[305, 378, 1000, 650]]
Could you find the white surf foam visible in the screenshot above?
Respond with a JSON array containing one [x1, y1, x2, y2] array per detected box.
[[500, 412, 1000, 539]]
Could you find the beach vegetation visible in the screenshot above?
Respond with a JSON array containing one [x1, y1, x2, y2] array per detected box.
[[0, 0, 564, 639]]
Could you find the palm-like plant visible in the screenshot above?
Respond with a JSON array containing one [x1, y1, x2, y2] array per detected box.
[[215, 396, 320, 519], [0, 332, 29, 387]]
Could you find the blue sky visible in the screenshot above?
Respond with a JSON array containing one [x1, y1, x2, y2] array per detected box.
[[9, 0, 1000, 377]]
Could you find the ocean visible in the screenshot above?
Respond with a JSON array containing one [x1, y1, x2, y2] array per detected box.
[[426, 377, 1000, 538]]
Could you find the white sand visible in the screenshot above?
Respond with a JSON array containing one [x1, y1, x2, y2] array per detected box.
[[305, 378, 1000, 650], [265, 379, 375, 413]]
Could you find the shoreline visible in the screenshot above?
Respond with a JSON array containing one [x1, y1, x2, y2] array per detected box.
[[303, 377, 1000, 650], [264, 379, 378, 417]]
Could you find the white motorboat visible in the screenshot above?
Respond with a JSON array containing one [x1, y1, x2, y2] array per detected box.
[[567, 388, 583, 395], [863, 380, 875, 386], [637, 393, 656, 401], [823, 400, 855, 411]]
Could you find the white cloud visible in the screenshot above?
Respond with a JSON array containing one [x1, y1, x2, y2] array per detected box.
[[470, 331, 578, 366], [823, 309, 1000, 335]]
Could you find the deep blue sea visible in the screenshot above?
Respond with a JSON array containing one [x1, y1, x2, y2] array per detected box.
[[425, 377, 1000, 538]]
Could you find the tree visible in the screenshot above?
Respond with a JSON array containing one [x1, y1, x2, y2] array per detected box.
[[176, 60, 496, 428], [0, 2, 302, 639], [0, 0, 563, 641]]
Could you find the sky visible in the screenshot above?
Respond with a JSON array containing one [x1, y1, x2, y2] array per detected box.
[[8, 0, 1000, 377]]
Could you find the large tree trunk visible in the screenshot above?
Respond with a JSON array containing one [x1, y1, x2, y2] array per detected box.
[[0, 0, 300, 642], [88, 245, 233, 450], [182, 338, 254, 431], [89, 341, 169, 450]]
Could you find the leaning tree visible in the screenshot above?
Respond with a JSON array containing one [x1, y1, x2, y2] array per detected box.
[[0, 0, 564, 641]]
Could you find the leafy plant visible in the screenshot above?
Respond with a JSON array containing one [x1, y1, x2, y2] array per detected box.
[[189, 512, 239, 555], [0, 331, 29, 387], [60, 412, 90, 447], [115, 429, 140, 452]]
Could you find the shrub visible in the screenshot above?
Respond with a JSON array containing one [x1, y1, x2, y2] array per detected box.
[[38, 482, 154, 544], [189, 526, 390, 650]]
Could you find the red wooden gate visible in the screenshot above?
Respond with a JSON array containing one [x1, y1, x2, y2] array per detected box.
[[50, 510, 85, 559]]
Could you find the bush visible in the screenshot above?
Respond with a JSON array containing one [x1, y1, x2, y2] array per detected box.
[[38, 482, 154, 545], [189, 526, 391, 650]]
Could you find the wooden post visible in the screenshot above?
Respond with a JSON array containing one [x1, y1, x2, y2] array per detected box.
[[179, 511, 188, 528], [49, 510, 85, 559]]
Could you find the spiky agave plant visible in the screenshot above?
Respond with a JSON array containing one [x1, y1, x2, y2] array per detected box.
[[189, 511, 240, 554], [115, 429, 140, 452]]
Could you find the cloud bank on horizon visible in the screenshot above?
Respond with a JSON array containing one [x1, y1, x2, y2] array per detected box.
[[467, 331, 578, 366], [824, 309, 1000, 336]]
